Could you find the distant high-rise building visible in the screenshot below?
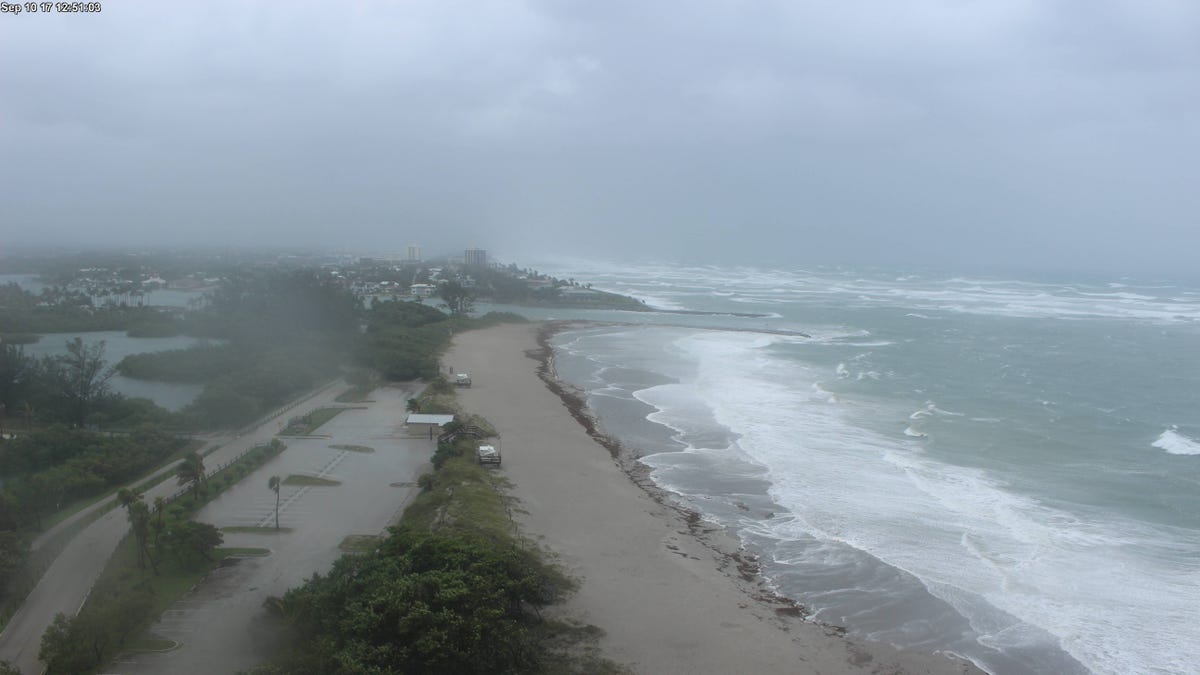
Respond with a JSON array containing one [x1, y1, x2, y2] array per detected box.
[[406, 244, 421, 262], [464, 248, 487, 267]]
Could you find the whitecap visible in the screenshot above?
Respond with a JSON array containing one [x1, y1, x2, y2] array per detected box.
[[910, 402, 963, 419], [904, 426, 928, 438], [1152, 428, 1200, 455], [929, 405, 965, 417]]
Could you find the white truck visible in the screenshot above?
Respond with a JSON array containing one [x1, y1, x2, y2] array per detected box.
[[477, 443, 500, 465], [455, 373, 472, 388]]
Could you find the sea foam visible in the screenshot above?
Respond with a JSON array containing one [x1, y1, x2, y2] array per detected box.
[[1152, 428, 1200, 455], [659, 329, 1199, 675]]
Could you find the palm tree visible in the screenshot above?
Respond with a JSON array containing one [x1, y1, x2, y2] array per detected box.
[[406, 398, 421, 414], [117, 489, 156, 573], [176, 452, 206, 501], [152, 496, 167, 550], [268, 476, 281, 530]]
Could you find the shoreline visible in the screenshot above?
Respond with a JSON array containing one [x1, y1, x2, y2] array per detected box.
[[529, 321, 810, 611], [445, 321, 982, 674]]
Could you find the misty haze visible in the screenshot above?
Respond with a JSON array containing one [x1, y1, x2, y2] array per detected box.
[[1, 3, 1197, 675]]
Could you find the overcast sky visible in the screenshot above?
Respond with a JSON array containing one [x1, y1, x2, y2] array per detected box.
[[1, 1, 1197, 276]]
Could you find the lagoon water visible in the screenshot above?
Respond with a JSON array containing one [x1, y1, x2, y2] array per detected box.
[[500, 261, 1200, 675], [2, 274, 207, 410], [22, 332, 208, 411]]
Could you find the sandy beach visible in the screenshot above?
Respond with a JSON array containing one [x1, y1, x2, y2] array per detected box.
[[444, 322, 981, 675]]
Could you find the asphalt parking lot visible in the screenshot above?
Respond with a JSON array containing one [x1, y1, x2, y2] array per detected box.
[[111, 384, 431, 674]]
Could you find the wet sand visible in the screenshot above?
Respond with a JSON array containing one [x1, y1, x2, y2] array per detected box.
[[445, 322, 982, 675]]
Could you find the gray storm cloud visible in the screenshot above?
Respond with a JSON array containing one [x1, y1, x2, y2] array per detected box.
[[1, 1, 1197, 276]]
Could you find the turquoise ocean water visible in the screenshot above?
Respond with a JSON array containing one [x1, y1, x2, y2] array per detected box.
[[497, 260, 1200, 675]]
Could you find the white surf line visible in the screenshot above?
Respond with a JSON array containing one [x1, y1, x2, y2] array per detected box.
[[254, 449, 349, 528]]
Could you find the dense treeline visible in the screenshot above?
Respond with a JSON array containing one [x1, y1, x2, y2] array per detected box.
[[178, 345, 339, 428], [0, 269, 361, 623], [1, 339, 172, 430], [116, 343, 242, 382], [114, 270, 361, 428], [0, 427, 186, 528], [467, 264, 646, 310], [0, 427, 187, 607], [357, 299, 524, 380], [0, 338, 181, 614], [0, 282, 182, 336], [195, 270, 361, 345]]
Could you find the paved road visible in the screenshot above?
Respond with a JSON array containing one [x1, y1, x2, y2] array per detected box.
[[0, 381, 347, 675]]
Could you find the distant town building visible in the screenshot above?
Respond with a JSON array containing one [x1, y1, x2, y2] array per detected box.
[[464, 248, 487, 267], [406, 244, 421, 262], [410, 283, 436, 298]]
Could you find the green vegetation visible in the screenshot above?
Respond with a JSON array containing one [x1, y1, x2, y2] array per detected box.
[[249, 296, 616, 672], [337, 534, 379, 553], [116, 270, 358, 429], [0, 427, 188, 534], [281, 475, 340, 486], [1, 338, 177, 434], [357, 307, 457, 380], [38, 543, 254, 674], [258, 428, 620, 674], [35, 440, 288, 673], [260, 530, 572, 674], [3, 255, 565, 673], [0, 282, 185, 335], [438, 279, 476, 315], [467, 263, 647, 311], [1, 267, 360, 642], [116, 343, 240, 382], [357, 302, 524, 381]]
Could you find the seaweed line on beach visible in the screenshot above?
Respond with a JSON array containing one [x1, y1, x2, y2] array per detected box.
[[529, 320, 810, 622]]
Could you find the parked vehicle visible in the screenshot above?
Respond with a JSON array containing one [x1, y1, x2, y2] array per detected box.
[[477, 443, 500, 465]]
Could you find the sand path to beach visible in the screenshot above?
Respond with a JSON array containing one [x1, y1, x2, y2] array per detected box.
[[446, 322, 979, 675]]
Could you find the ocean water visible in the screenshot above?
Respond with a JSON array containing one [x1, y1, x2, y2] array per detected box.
[[524, 260, 1200, 675]]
